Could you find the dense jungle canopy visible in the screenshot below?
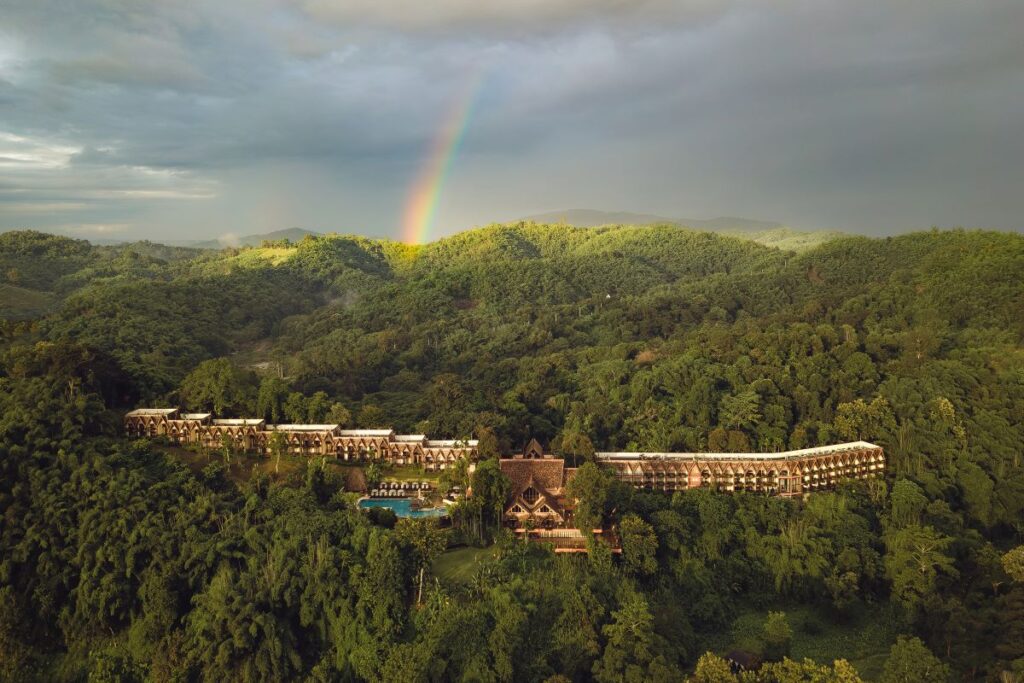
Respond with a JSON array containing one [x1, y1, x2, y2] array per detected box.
[[1, 223, 1023, 681]]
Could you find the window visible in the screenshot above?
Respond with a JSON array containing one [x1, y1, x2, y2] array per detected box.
[[511, 504, 524, 513], [540, 505, 552, 513], [522, 486, 539, 504]]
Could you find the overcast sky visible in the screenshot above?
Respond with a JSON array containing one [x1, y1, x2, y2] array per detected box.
[[1, 0, 1022, 242]]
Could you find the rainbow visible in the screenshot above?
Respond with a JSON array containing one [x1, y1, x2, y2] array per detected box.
[[401, 71, 485, 245]]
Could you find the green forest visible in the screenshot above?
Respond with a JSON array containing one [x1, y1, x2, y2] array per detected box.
[[2, 223, 1024, 682]]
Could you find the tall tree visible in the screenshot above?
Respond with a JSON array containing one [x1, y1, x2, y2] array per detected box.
[[179, 358, 256, 416], [566, 462, 623, 534], [833, 396, 895, 442], [255, 377, 289, 423], [884, 525, 957, 609], [394, 518, 448, 605], [269, 430, 287, 473], [878, 636, 949, 683], [592, 589, 680, 683], [619, 514, 658, 576]]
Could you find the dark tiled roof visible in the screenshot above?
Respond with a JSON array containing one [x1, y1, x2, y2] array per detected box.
[[500, 458, 566, 495]]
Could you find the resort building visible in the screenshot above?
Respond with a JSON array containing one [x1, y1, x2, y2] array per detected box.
[[500, 439, 576, 528], [596, 441, 885, 497], [126, 408, 884, 495], [500, 439, 616, 552], [123, 408, 477, 469], [498, 439, 885, 551]]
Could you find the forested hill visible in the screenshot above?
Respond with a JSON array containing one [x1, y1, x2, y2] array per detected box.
[[3, 223, 1023, 441], [2, 223, 1024, 680], [517, 210, 846, 251]]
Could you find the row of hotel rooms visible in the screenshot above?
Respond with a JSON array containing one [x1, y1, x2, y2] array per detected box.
[[124, 408, 477, 470], [125, 408, 885, 498], [502, 438, 884, 546]]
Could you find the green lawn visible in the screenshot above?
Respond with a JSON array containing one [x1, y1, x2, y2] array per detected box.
[[702, 603, 901, 681], [432, 546, 499, 586], [384, 464, 440, 482]]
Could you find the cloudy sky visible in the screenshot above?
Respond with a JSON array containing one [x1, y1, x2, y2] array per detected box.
[[1, 0, 1022, 242]]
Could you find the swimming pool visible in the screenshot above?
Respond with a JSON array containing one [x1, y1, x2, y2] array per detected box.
[[359, 498, 448, 518]]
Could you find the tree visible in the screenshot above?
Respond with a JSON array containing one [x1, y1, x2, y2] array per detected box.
[[592, 589, 680, 683], [888, 479, 928, 528], [551, 584, 604, 679], [707, 427, 729, 453], [719, 390, 761, 431], [878, 636, 949, 683], [957, 458, 995, 528], [327, 402, 351, 426], [1003, 545, 1024, 582], [559, 428, 595, 466], [690, 652, 736, 682], [364, 462, 383, 490], [566, 461, 622, 534], [756, 518, 829, 594], [754, 658, 864, 682], [437, 457, 469, 497], [305, 391, 331, 422], [219, 432, 235, 464], [995, 586, 1024, 664], [179, 358, 255, 415], [255, 377, 289, 423], [358, 404, 387, 428], [884, 525, 957, 609], [394, 518, 448, 605], [619, 513, 658, 576], [269, 430, 287, 473], [834, 397, 895, 441], [468, 459, 510, 541], [824, 557, 861, 611], [475, 425, 501, 460], [762, 611, 792, 661], [88, 645, 143, 683], [283, 392, 307, 423], [726, 430, 750, 452], [359, 531, 408, 640], [930, 397, 967, 449]]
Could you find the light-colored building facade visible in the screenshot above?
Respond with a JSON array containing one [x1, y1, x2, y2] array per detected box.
[[124, 408, 477, 469], [499, 440, 886, 552], [596, 441, 885, 497], [126, 409, 884, 495]]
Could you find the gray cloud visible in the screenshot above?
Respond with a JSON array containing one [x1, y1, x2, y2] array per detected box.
[[293, 0, 732, 33], [0, 0, 1022, 240]]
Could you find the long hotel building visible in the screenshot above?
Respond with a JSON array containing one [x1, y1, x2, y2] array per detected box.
[[125, 408, 883, 495], [123, 408, 477, 470]]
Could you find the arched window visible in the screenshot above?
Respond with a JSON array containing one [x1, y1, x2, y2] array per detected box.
[[522, 487, 539, 504]]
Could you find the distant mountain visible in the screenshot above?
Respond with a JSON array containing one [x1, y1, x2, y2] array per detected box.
[[520, 209, 682, 227], [518, 210, 844, 251], [178, 228, 321, 249], [520, 209, 784, 232]]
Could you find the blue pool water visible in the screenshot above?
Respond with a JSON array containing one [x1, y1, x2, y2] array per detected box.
[[359, 498, 448, 518]]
